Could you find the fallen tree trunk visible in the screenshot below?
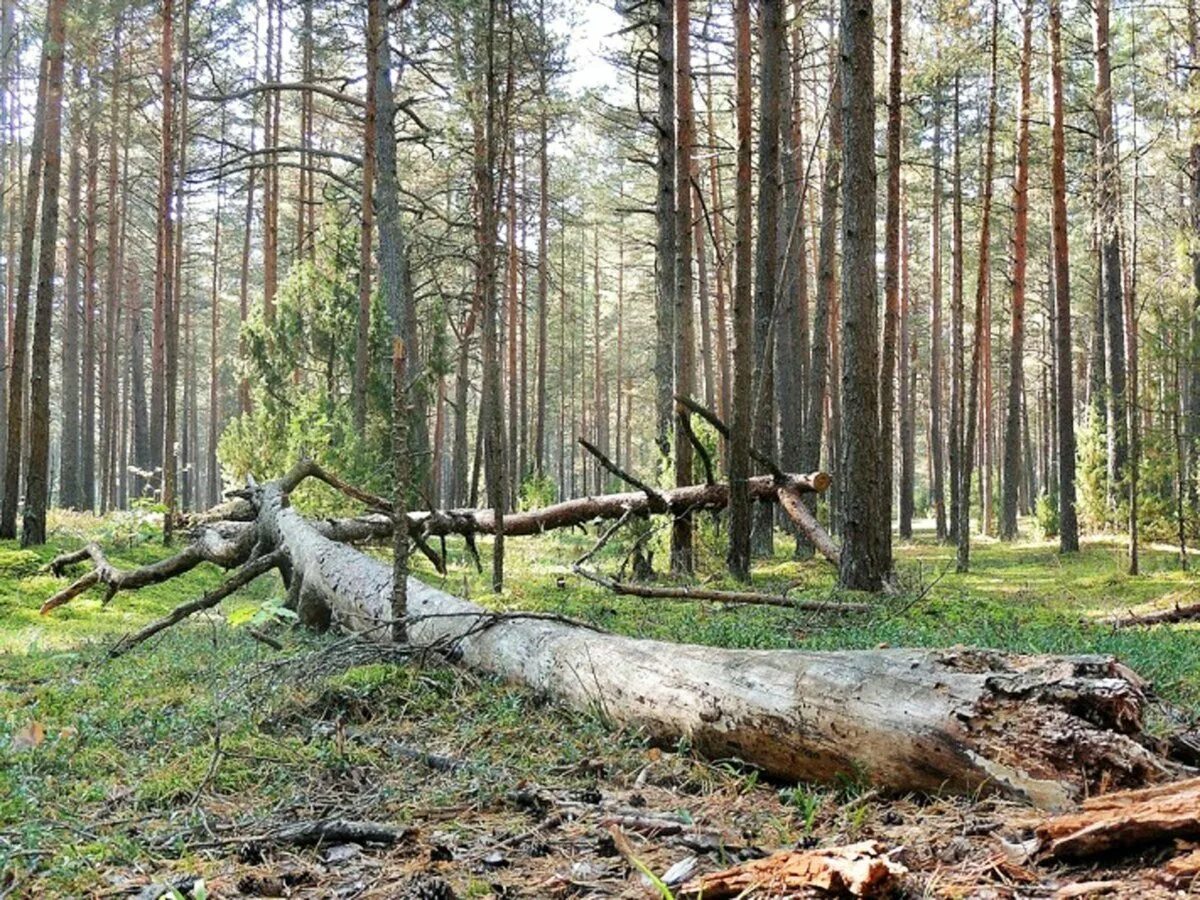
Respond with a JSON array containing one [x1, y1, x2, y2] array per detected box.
[[46, 463, 1172, 808]]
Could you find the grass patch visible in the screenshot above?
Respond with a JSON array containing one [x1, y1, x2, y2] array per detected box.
[[0, 509, 1195, 894]]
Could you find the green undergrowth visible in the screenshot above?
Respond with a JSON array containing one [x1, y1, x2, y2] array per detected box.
[[0, 506, 1196, 894]]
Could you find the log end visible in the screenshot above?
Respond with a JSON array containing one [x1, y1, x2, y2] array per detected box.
[[949, 651, 1173, 809], [808, 471, 833, 493]]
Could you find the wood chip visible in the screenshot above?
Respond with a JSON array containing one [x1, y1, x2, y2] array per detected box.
[[1051, 881, 1122, 899], [1160, 848, 1200, 888], [679, 840, 906, 899]]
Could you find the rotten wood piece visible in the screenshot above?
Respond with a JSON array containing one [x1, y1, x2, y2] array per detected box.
[[1037, 777, 1200, 859], [679, 840, 907, 899], [1160, 847, 1200, 888]]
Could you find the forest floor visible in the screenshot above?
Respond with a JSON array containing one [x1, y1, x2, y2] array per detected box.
[[0, 504, 1198, 898]]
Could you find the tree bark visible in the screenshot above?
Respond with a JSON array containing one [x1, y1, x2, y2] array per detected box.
[[751, 0, 782, 558], [948, 74, 964, 544], [654, 0, 676, 459], [957, 0, 999, 573], [1095, 0, 1128, 504], [672, 0, 695, 574], [59, 61, 84, 511], [0, 32, 49, 539], [838, 0, 887, 591], [533, 0, 550, 478], [22, 0, 67, 546], [727, 0, 754, 582], [1000, 0, 1033, 542], [878, 0, 902, 562], [799, 49, 840, 550], [930, 72, 947, 542]]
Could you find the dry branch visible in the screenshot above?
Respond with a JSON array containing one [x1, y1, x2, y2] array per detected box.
[[573, 566, 869, 613], [108, 550, 286, 658], [1105, 602, 1200, 628], [679, 840, 907, 899], [778, 483, 841, 565]]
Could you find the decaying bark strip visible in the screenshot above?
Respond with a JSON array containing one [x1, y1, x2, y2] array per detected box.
[[679, 840, 907, 899], [1037, 777, 1200, 859], [42, 461, 1174, 807]]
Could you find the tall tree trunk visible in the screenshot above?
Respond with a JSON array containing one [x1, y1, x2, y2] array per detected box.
[[838, 0, 887, 590], [207, 109, 225, 508], [654, 0, 676, 459], [878, 0, 901, 560], [672, 0, 695, 574], [706, 60, 731, 425], [533, 0, 550, 477], [751, 0, 782, 558], [930, 72, 947, 542], [374, 0, 428, 490], [0, 40, 48, 539], [59, 61, 83, 511], [353, 6, 377, 434], [1000, 0, 1032, 541], [948, 74, 964, 544], [799, 50, 840, 546], [957, 0, 999, 573], [100, 14, 124, 513], [1095, 0, 1127, 505], [1190, 0, 1200, 511], [506, 143, 520, 506], [1126, 19, 1141, 576], [727, 0, 753, 582], [236, 2, 259, 418], [898, 195, 915, 539], [475, 0, 506, 589], [777, 13, 808, 555], [22, 0, 67, 546], [0, 0, 12, 500], [261, 0, 278, 325], [82, 65, 99, 511], [160, 0, 180, 543]]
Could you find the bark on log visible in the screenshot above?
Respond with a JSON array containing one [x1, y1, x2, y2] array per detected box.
[[1037, 777, 1200, 859], [45, 463, 1172, 808]]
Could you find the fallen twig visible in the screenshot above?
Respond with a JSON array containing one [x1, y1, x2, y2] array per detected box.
[[573, 566, 870, 613]]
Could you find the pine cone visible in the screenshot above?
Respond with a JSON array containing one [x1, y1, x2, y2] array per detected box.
[[404, 874, 457, 900]]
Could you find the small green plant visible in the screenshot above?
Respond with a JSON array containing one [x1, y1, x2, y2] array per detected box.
[[227, 594, 298, 629], [519, 472, 558, 511], [779, 784, 824, 835], [1034, 491, 1059, 539]]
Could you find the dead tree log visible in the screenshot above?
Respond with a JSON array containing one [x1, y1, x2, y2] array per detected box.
[[43, 462, 1173, 807]]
